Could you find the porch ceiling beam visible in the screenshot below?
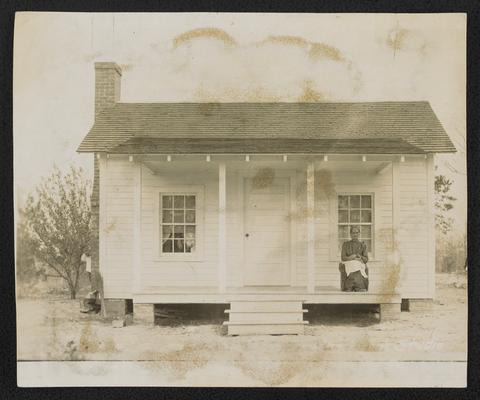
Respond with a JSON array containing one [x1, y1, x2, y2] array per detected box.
[[307, 162, 315, 294], [141, 161, 159, 175], [107, 153, 427, 163], [218, 162, 227, 293], [375, 162, 391, 175]]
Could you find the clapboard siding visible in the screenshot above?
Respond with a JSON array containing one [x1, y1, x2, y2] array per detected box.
[[102, 158, 135, 298], [100, 157, 432, 299], [140, 164, 219, 287], [398, 159, 430, 298], [293, 166, 394, 289]]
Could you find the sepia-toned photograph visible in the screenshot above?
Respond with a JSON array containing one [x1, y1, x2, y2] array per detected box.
[[14, 12, 467, 387]]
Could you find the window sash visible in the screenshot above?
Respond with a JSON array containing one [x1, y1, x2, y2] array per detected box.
[[337, 194, 374, 255], [160, 194, 197, 254]]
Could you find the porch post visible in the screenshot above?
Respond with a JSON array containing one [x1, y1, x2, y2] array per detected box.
[[307, 162, 315, 293], [218, 162, 227, 293], [426, 154, 436, 298], [392, 159, 402, 293], [132, 161, 142, 293]]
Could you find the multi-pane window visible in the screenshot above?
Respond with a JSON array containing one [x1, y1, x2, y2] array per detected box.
[[161, 194, 196, 254], [338, 194, 373, 254]]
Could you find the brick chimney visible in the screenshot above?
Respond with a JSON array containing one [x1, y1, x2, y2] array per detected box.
[[94, 62, 122, 116], [90, 62, 121, 291]]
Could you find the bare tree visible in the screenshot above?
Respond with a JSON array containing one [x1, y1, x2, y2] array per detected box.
[[23, 166, 91, 299]]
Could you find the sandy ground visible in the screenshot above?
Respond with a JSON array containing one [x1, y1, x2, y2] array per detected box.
[[17, 273, 467, 371]]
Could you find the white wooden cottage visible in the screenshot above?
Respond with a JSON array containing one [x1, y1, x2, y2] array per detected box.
[[78, 62, 456, 334]]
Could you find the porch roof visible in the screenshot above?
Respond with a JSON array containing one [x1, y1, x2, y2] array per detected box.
[[77, 101, 456, 154]]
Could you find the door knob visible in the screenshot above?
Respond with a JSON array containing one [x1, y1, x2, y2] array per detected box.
[[245, 233, 250, 238]]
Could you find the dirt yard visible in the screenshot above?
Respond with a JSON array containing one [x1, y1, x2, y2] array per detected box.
[[17, 273, 467, 372]]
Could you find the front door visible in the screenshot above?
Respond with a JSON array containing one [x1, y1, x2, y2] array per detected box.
[[244, 176, 291, 286]]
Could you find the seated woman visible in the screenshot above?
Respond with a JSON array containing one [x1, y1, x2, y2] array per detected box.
[[340, 226, 369, 292]]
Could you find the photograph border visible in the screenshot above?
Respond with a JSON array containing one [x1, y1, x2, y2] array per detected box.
[[1, 0, 479, 398]]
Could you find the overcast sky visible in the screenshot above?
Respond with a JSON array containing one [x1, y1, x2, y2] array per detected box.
[[13, 12, 466, 232]]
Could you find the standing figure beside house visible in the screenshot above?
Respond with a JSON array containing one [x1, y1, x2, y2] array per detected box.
[[80, 252, 99, 313], [341, 226, 369, 292], [81, 252, 92, 283]]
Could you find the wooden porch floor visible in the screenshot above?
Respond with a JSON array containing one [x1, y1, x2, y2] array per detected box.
[[133, 286, 401, 304]]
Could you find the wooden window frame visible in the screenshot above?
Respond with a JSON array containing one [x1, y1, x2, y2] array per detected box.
[[337, 194, 374, 256], [155, 185, 204, 262], [329, 186, 378, 261]]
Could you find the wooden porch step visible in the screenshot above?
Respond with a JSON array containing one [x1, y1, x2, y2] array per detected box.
[[225, 310, 307, 323], [225, 300, 308, 335], [229, 300, 304, 312], [224, 322, 308, 336]]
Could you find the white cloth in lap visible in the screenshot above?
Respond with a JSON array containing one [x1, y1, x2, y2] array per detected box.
[[343, 259, 368, 278]]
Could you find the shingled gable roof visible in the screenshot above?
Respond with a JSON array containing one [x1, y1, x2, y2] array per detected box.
[[77, 101, 456, 154]]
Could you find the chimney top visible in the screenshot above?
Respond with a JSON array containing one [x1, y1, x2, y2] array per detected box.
[[94, 62, 122, 117], [94, 62, 122, 76]]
